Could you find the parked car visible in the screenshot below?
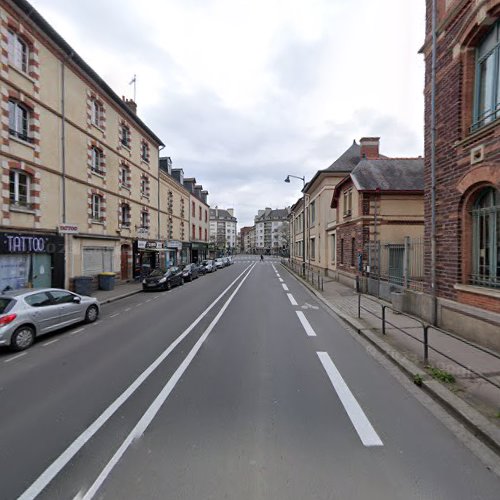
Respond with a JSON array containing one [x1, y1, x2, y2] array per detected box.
[[196, 263, 206, 276], [182, 263, 199, 282], [0, 288, 100, 351], [222, 257, 232, 266], [201, 260, 215, 273], [142, 267, 183, 291], [214, 258, 225, 269]]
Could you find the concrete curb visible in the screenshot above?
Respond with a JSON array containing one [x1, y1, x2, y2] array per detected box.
[[96, 289, 143, 305], [280, 264, 500, 458]]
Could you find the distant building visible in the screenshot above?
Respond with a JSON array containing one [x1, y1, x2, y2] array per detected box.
[[209, 208, 237, 254], [254, 208, 290, 254], [239, 226, 253, 253]]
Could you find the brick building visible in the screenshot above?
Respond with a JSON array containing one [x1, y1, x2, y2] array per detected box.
[[422, 0, 500, 347]]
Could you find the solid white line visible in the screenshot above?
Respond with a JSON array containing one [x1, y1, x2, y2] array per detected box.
[[295, 311, 317, 337], [17, 264, 254, 500], [70, 328, 85, 336], [287, 293, 298, 306], [81, 265, 256, 500], [4, 352, 26, 363], [42, 339, 60, 347], [317, 352, 383, 447], [282, 284, 289, 291], [109, 313, 119, 318]]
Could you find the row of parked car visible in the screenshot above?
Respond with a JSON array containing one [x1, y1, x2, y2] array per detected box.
[[142, 257, 233, 291]]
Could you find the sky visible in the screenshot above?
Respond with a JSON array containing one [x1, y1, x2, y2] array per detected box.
[[30, 0, 426, 228]]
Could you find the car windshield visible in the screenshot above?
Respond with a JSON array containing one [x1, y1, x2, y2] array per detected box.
[[0, 297, 13, 314], [148, 269, 166, 277], [202, 261, 209, 265], [170, 267, 179, 273]]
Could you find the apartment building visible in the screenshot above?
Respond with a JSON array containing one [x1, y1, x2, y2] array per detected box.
[[421, 0, 500, 347], [239, 226, 253, 253], [0, 0, 166, 290], [254, 207, 290, 255], [209, 208, 237, 253], [183, 175, 209, 263]]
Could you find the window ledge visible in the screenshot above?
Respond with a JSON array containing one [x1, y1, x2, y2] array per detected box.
[[119, 184, 131, 192], [91, 220, 105, 226], [91, 123, 105, 133], [91, 170, 105, 179], [10, 205, 35, 215], [9, 63, 37, 84], [10, 134, 35, 149], [454, 284, 500, 300]]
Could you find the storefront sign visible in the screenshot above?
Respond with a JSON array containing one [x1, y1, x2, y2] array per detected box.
[[137, 240, 165, 250], [166, 240, 182, 249], [137, 240, 147, 249], [58, 223, 79, 234], [137, 228, 149, 237]]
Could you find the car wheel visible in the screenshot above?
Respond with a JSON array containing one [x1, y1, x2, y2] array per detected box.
[[85, 305, 99, 323], [166, 281, 172, 291], [11, 326, 35, 351]]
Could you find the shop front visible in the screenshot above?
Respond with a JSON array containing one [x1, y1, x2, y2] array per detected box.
[[165, 240, 183, 267], [133, 239, 167, 279], [191, 242, 208, 263], [182, 242, 191, 265], [0, 231, 65, 291]]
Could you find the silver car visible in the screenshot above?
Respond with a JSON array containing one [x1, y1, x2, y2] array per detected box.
[[0, 288, 100, 351]]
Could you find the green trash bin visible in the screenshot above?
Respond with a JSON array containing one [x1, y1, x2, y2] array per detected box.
[[98, 272, 116, 291]]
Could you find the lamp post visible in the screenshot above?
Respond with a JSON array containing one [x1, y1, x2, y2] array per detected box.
[[285, 174, 306, 276]]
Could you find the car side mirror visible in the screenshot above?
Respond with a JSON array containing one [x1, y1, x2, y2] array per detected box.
[[73, 296, 81, 303]]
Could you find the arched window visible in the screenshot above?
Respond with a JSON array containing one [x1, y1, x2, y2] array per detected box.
[[471, 187, 500, 287], [473, 20, 500, 129]]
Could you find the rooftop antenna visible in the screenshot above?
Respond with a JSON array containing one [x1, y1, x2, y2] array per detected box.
[[129, 74, 137, 102]]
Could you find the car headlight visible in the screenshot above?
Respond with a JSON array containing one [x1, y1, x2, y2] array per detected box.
[[159, 277, 167, 283]]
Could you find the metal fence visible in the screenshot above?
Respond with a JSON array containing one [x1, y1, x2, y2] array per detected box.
[[365, 236, 425, 291], [281, 258, 324, 291]]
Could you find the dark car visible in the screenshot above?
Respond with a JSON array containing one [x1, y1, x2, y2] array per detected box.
[[196, 263, 206, 276], [142, 267, 184, 291], [182, 263, 199, 282]]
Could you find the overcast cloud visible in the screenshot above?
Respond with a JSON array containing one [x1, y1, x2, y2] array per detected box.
[[30, 0, 425, 227]]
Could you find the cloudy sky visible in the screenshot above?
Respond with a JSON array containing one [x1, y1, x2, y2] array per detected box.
[[31, 0, 425, 228]]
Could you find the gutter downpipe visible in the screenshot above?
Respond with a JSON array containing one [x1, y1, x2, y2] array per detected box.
[[431, 0, 438, 325]]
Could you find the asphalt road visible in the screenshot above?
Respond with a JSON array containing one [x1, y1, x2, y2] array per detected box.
[[1, 256, 499, 499]]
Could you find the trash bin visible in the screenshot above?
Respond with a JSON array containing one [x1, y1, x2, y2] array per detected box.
[[98, 272, 116, 291], [73, 276, 93, 296]]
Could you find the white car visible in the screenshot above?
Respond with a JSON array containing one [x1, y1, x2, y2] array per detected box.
[[214, 258, 225, 269]]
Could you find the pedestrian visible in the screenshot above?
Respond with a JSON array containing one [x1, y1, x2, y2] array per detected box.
[[260, 254, 264, 261]]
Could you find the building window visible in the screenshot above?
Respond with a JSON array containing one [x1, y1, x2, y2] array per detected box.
[[119, 164, 130, 189], [140, 210, 149, 229], [205, 228, 207, 241], [192, 224, 196, 239], [8, 30, 29, 73], [8, 100, 31, 142], [199, 227, 202, 240], [343, 189, 353, 216], [9, 170, 31, 208], [141, 175, 150, 198], [473, 21, 500, 130], [121, 203, 131, 227], [91, 99, 103, 128], [310, 201, 316, 225], [351, 237, 356, 267], [120, 124, 131, 148], [471, 187, 499, 288], [192, 201, 195, 215], [331, 235, 336, 262], [141, 141, 150, 162], [340, 238, 344, 264], [91, 146, 104, 175], [205, 209, 208, 222], [91, 194, 103, 221], [310, 238, 315, 260]]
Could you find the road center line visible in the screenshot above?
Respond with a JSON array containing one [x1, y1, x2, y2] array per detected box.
[[4, 352, 26, 363], [70, 328, 85, 336], [278, 278, 284, 282], [287, 293, 298, 306], [295, 311, 317, 337], [124, 308, 131, 312], [42, 339, 60, 347], [17, 264, 254, 500], [81, 264, 256, 500], [317, 352, 383, 447], [282, 284, 289, 291]]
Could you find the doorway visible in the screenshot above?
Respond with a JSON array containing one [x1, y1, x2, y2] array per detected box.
[[121, 244, 130, 280]]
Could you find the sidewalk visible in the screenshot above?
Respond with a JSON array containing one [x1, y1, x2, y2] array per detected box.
[[281, 264, 500, 455], [91, 281, 143, 304]]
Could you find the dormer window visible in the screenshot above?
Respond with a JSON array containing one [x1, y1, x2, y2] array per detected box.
[[8, 30, 29, 73]]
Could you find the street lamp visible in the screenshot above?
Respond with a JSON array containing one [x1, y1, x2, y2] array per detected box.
[[284, 174, 306, 276]]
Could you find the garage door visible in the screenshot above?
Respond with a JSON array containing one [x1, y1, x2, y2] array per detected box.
[[82, 247, 114, 276]]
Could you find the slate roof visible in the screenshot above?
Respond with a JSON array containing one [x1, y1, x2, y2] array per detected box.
[[210, 209, 237, 221], [325, 140, 362, 172], [351, 158, 424, 191]]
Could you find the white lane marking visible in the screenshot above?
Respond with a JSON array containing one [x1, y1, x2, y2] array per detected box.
[[135, 303, 143, 308], [42, 339, 60, 347], [317, 352, 383, 447], [4, 352, 26, 363], [282, 284, 289, 291], [17, 264, 254, 500], [145, 299, 152, 303], [153, 295, 160, 300], [287, 293, 298, 306], [295, 311, 317, 337], [124, 307, 131, 312], [70, 328, 85, 336], [109, 313, 119, 318], [278, 278, 284, 283], [81, 265, 255, 500]]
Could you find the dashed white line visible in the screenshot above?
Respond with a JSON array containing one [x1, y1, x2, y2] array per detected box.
[[124, 307, 131, 312], [4, 352, 26, 363], [109, 313, 119, 318], [317, 352, 383, 447], [70, 328, 85, 336], [278, 278, 284, 282], [42, 338, 60, 347], [282, 284, 289, 291], [153, 295, 160, 300], [145, 299, 152, 303], [287, 293, 298, 306], [135, 303, 143, 308], [295, 311, 317, 337]]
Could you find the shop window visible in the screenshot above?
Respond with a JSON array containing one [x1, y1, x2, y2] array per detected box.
[[8, 100, 32, 143], [472, 21, 500, 130], [9, 170, 32, 209], [471, 187, 500, 288], [7, 29, 29, 73], [83, 247, 113, 276]]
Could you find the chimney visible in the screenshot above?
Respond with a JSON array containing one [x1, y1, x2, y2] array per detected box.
[[194, 185, 203, 200], [159, 157, 172, 175], [201, 190, 208, 204], [360, 137, 380, 160], [123, 97, 137, 114], [171, 168, 184, 184]]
